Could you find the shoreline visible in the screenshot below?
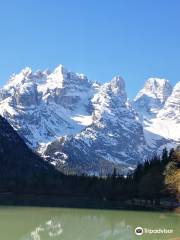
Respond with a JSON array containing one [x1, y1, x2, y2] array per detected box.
[[0, 193, 178, 212]]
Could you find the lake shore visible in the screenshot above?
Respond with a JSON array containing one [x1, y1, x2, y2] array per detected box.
[[0, 192, 179, 212]]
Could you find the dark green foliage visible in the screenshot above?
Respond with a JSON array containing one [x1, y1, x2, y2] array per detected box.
[[162, 147, 169, 165], [164, 146, 180, 201], [0, 115, 63, 193], [0, 116, 178, 204]]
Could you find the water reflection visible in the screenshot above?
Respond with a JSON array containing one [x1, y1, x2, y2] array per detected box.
[[21, 211, 133, 240], [0, 207, 175, 240], [21, 219, 63, 240]]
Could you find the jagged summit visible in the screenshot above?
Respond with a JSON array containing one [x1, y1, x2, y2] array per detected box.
[[91, 76, 128, 126], [171, 81, 180, 95], [158, 82, 180, 124], [20, 66, 32, 76], [6, 67, 33, 87], [53, 64, 64, 72], [0, 65, 179, 175], [0, 66, 150, 174], [0, 65, 95, 148], [107, 76, 126, 96], [5, 65, 89, 89], [93, 76, 127, 113], [135, 78, 172, 103], [133, 77, 172, 118], [133, 78, 180, 152]]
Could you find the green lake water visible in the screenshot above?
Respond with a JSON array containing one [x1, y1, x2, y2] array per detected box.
[[0, 206, 179, 240]]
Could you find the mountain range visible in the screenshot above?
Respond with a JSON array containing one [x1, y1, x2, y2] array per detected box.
[[0, 65, 179, 175]]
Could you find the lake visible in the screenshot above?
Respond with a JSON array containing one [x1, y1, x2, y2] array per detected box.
[[0, 206, 179, 240]]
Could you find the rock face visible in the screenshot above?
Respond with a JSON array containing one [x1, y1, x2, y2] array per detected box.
[[0, 66, 180, 175], [43, 76, 150, 174], [0, 66, 149, 174], [133, 78, 180, 152], [0, 65, 94, 148], [133, 78, 172, 119]]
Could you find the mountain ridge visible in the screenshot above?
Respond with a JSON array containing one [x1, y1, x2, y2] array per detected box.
[[0, 65, 179, 174]]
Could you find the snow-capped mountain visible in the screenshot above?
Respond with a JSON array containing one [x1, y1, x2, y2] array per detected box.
[[0, 66, 179, 174], [42, 76, 150, 174], [144, 81, 180, 142], [133, 78, 172, 119], [0, 65, 95, 148], [0, 65, 151, 174], [133, 78, 180, 151]]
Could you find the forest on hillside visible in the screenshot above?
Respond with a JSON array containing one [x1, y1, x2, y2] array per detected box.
[[0, 145, 180, 208]]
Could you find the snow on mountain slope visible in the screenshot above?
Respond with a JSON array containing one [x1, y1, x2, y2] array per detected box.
[[0, 65, 95, 148], [133, 78, 172, 119], [42, 76, 151, 174], [145, 81, 180, 142], [134, 78, 179, 151], [0, 65, 179, 175]]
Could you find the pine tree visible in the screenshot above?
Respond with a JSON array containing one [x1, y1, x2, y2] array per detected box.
[[164, 147, 180, 201], [161, 147, 169, 165]]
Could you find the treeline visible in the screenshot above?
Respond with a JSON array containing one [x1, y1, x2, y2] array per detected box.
[[0, 146, 179, 206], [127, 147, 180, 205]]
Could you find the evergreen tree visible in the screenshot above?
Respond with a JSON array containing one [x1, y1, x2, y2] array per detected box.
[[161, 147, 169, 165], [164, 147, 180, 201]]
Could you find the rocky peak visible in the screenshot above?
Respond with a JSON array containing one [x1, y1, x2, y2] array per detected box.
[[97, 76, 127, 105], [1, 65, 91, 105], [171, 81, 180, 97], [133, 78, 172, 118], [108, 76, 126, 96], [46, 65, 89, 90], [91, 76, 129, 128], [21, 67, 32, 76], [6, 67, 33, 88], [158, 81, 180, 121], [2, 65, 179, 175], [53, 64, 64, 73], [141, 78, 172, 103]]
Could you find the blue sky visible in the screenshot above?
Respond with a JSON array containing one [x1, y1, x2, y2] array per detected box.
[[0, 0, 180, 98]]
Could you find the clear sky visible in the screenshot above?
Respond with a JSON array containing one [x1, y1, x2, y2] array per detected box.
[[0, 0, 180, 98]]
